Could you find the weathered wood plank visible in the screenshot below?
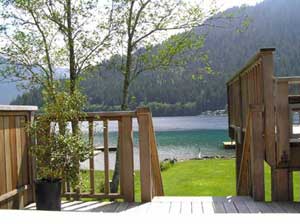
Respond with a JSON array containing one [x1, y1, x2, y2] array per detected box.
[[223, 201, 238, 213], [62, 192, 123, 200], [244, 200, 260, 213], [278, 202, 298, 213], [0, 117, 7, 209], [137, 108, 152, 202], [213, 201, 226, 213], [3, 117, 13, 208], [149, 115, 164, 196], [275, 81, 290, 166], [15, 117, 23, 188], [237, 112, 251, 195], [250, 110, 265, 201], [0, 185, 30, 203], [233, 201, 250, 213], [114, 202, 130, 213], [147, 202, 171, 214], [202, 201, 214, 214], [169, 201, 181, 214], [255, 202, 273, 213], [75, 202, 109, 212], [0, 105, 38, 112], [9, 116, 17, 191], [271, 168, 293, 201], [180, 201, 192, 215], [20, 117, 29, 185], [103, 119, 110, 195], [88, 120, 95, 194], [125, 202, 149, 214], [119, 117, 134, 202], [261, 50, 276, 166], [267, 202, 286, 213], [191, 201, 203, 214]]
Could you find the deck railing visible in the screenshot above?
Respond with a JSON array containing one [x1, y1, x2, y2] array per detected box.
[[0, 105, 37, 209], [0, 106, 163, 209], [61, 110, 136, 202], [227, 48, 300, 201], [61, 107, 164, 203]]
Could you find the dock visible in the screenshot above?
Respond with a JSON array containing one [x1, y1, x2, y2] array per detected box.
[[223, 141, 236, 149]]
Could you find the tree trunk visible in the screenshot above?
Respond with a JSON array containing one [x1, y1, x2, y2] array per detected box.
[[110, 79, 130, 193], [66, 0, 80, 200], [66, 0, 78, 134], [110, 40, 132, 193]]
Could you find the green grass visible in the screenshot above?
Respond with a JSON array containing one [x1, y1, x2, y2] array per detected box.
[[80, 159, 300, 202]]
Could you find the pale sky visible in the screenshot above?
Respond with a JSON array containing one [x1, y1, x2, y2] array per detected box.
[[216, 0, 264, 9]]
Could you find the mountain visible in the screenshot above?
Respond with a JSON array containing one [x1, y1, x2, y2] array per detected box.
[[8, 0, 300, 115]]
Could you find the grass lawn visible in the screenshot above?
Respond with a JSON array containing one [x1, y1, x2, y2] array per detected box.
[[81, 159, 300, 202]]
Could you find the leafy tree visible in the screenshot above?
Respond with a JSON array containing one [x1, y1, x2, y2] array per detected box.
[[0, 0, 113, 105], [107, 0, 227, 193], [0, 0, 113, 195]]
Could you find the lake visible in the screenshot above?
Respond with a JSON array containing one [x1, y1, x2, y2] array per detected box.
[[81, 115, 234, 170]]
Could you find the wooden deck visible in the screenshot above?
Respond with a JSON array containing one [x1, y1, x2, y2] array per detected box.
[[24, 196, 300, 214]]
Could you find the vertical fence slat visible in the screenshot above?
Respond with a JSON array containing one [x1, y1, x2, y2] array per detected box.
[[149, 117, 164, 196], [137, 108, 152, 202], [103, 119, 110, 195], [15, 116, 24, 208], [0, 108, 37, 208], [275, 81, 290, 166], [88, 119, 95, 194], [271, 168, 293, 201], [0, 116, 7, 209], [250, 108, 265, 201], [27, 112, 35, 204], [119, 116, 134, 202], [4, 117, 13, 208], [9, 116, 17, 196], [261, 50, 276, 166]]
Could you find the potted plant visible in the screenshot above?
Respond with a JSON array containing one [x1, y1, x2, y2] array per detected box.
[[29, 90, 91, 211]]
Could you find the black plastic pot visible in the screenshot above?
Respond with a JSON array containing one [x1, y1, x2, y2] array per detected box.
[[35, 179, 62, 211]]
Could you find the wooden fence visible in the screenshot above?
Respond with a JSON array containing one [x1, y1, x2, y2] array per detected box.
[[227, 48, 300, 201], [0, 106, 163, 209], [62, 107, 163, 203], [0, 105, 37, 209]]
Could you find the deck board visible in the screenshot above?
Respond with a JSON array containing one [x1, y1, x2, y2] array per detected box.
[[191, 201, 203, 214], [24, 196, 300, 214]]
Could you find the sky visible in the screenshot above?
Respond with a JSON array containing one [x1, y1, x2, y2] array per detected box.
[[216, 0, 264, 9]]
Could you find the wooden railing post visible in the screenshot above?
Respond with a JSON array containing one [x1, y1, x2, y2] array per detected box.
[[149, 114, 164, 197], [271, 168, 293, 201], [275, 80, 290, 166], [88, 119, 95, 194], [137, 107, 152, 202], [103, 119, 110, 195], [261, 49, 276, 167], [119, 116, 134, 202], [249, 105, 265, 201], [237, 112, 252, 196]]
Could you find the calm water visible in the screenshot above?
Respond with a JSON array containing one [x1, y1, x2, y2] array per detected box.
[[81, 115, 233, 170]]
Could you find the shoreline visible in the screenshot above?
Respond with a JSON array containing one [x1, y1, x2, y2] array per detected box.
[[80, 155, 236, 171]]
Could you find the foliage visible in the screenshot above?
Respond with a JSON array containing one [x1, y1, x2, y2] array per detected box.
[[0, 0, 113, 92], [29, 90, 92, 188], [108, 0, 223, 109], [106, 0, 232, 192], [160, 158, 177, 172]]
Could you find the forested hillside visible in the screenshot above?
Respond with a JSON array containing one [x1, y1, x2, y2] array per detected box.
[[11, 0, 300, 116]]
